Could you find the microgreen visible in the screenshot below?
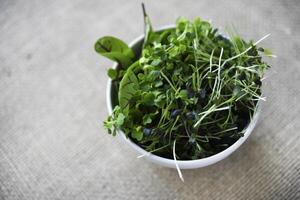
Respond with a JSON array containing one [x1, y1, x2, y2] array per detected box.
[[96, 5, 272, 161]]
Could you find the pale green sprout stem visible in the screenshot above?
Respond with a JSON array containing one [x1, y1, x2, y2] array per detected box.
[[160, 71, 177, 92], [212, 127, 238, 135], [238, 81, 266, 101], [194, 105, 232, 128], [209, 71, 218, 104], [158, 102, 173, 127], [235, 92, 248, 101], [196, 143, 203, 151], [236, 66, 259, 74], [137, 144, 170, 158], [209, 49, 215, 72], [168, 115, 180, 140], [207, 47, 223, 104], [199, 105, 232, 115], [193, 23, 201, 90], [217, 75, 226, 99], [217, 47, 224, 94]]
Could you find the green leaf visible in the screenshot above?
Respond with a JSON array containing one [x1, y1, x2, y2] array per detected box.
[[154, 80, 163, 87], [107, 68, 117, 79], [103, 105, 125, 136], [166, 63, 174, 70], [142, 115, 152, 125], [169, 46, 180, 58], [116, 113, 125, 126], [176, 89, 188, 100], [132, 126, 143, 141], [142, 110, 159, 125], [103, 116, 115, 135], [95, 36, 135, 68], [154, 93, 166, 108], [151, 59, 161, 66], [159, 29, 172, 44], [118, 62, 140, 109], [147, 70, 160, 81], [142, 92, 155, 105], [176, 17, 189, 32]]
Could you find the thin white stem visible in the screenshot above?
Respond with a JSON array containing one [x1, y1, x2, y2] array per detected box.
[[216, 48, 224, 98], [253, 34, 271, 46], [199, 105, 231, 115], [173, 140, 184, 182], [221, 34, 271, 68], [194, 105, 231, 128], [251, 97, 266, 101], [137, 152, 151, 159]]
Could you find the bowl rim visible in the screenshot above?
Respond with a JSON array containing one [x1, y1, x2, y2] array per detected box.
[[106, 24, 261, 169]]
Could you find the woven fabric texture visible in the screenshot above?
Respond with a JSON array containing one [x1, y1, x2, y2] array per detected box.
[[0, 0, 299, 199]]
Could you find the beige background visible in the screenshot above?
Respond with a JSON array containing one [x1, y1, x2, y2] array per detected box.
[[1, 0, 300, 199]]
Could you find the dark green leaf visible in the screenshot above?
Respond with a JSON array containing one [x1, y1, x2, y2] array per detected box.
[[142, 92, 155, 105], [107, 68, 117, 79], [118, 62, 140, 109]]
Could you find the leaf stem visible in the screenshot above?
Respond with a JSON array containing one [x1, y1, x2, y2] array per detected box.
[[160, 71, 177, 92]]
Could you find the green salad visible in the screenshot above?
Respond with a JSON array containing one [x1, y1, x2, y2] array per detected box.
[[95, 6, 272, 160]]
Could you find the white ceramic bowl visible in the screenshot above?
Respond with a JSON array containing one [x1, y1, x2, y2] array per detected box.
[[106, 25, 261, 169]]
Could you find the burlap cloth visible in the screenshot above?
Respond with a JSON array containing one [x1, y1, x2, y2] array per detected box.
[[1, 0, 299, 199]]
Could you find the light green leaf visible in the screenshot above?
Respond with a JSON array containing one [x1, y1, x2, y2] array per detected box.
[[116, 113, 125, 126], [176, 89, 188, 100], [103, 117, 114, 135], [154, 80, 163, 87], [132, 126, 143, 141], [151, 59, 161, 66], [142, 115, 152, 125], [95, 36, 135, 68]]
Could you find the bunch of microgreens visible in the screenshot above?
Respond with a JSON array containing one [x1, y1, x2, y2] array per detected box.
[[95, 5, 273, 162]]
